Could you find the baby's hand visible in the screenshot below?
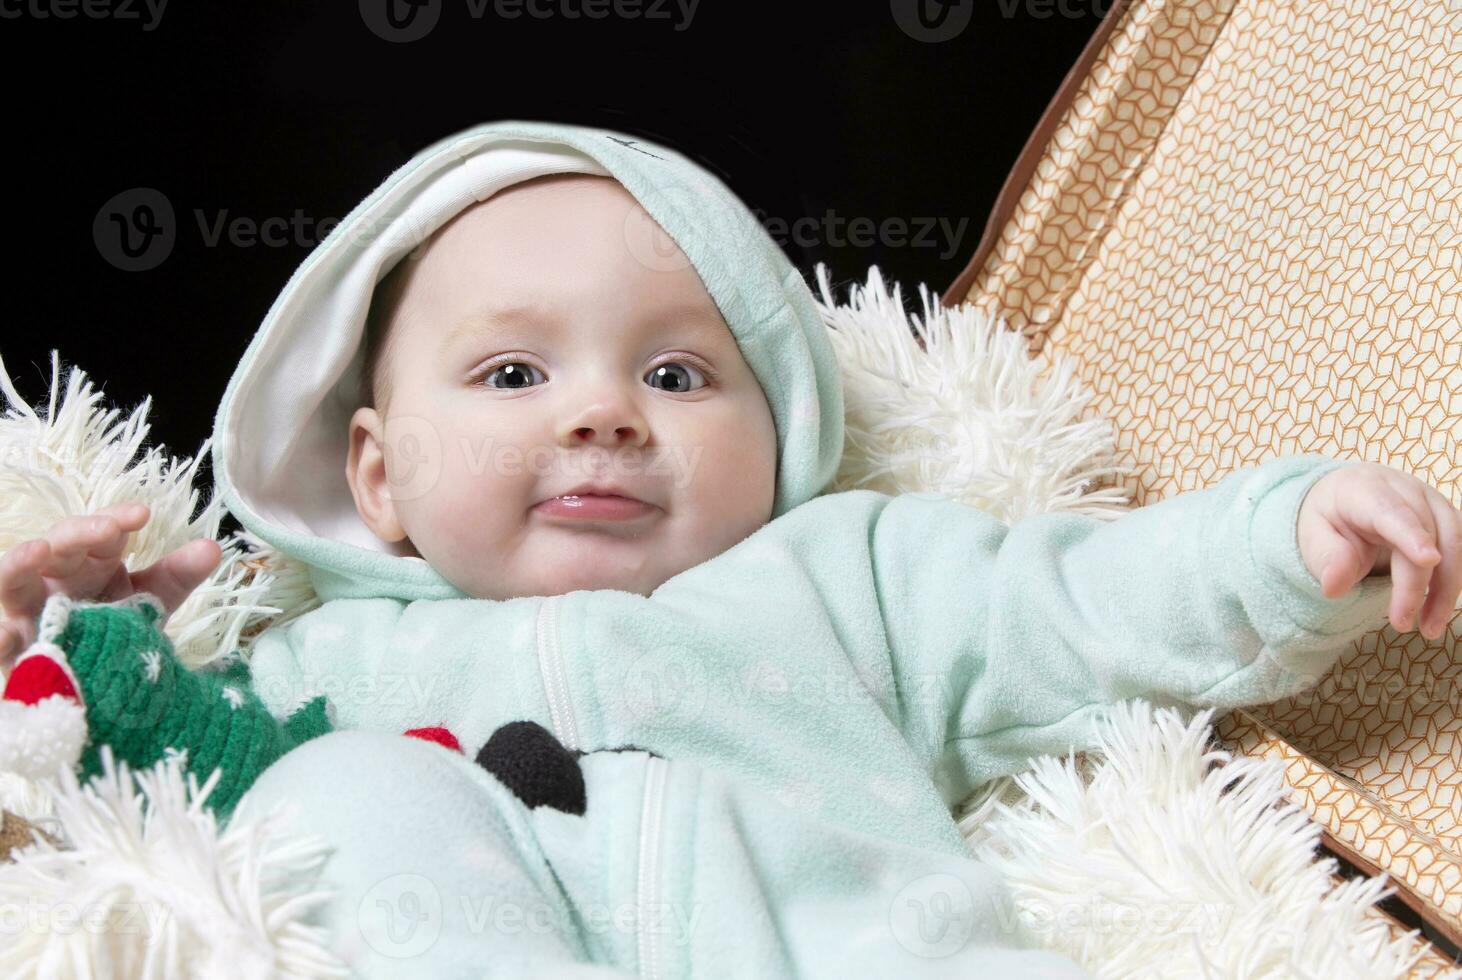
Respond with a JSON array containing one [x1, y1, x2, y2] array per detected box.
[[1298, 462, 1460, 639], [0, 502, 221, 670]]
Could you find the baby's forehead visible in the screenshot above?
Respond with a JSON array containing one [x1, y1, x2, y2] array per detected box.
[[394, 174, 727, 327], [396, 175, 658, 294]]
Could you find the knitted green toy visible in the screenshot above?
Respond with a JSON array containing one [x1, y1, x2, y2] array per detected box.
[[0, 591, 334, 821]]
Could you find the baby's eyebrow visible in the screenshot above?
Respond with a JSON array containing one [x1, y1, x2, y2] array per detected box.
[[440, 301, 730, 353], [440, 304, 548, 353], [641, 303, 733, 342]]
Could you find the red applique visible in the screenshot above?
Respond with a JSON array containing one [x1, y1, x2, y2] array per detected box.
[[403, 725, 463, 754], [3, 652, 81, 706]]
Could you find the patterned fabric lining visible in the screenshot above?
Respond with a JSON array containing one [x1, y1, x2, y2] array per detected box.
[[948, 0, 1462, 949]]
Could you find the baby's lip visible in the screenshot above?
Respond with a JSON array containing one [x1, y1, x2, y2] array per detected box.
[[538, 482, 652, 506], [532, 494, 658, 524], [532, 483, 661, 525]]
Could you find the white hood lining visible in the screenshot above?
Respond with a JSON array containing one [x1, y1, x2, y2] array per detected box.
[[221, 140, 611, 557]]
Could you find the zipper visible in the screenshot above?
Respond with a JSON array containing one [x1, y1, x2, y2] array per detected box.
[[535, 595, 581, 750], [636, 755, 669, 980], [537, 595, 672, 975]]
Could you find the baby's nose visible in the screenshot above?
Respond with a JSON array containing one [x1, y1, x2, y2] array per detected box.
[[570, 422, 640, 445], [559, 396, 649, 448]]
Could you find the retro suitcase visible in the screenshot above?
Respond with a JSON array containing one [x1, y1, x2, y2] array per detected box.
[[943, 0, 1461, 967]]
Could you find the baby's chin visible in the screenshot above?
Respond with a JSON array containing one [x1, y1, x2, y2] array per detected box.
[[450, 546, 680, 600], [512, 564, 666, 599]]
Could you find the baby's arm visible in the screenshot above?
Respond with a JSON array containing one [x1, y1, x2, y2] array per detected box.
[[871, 454, 1423, 805]]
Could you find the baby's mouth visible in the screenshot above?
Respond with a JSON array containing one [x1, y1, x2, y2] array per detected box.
[[532, 494, 658, 523]]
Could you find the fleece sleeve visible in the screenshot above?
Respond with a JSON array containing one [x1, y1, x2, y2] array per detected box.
[[869, 453, 1393, 805], [48, 595, 334, 821]]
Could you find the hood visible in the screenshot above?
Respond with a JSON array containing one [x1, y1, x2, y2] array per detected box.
[[210, 121, 845, 602]]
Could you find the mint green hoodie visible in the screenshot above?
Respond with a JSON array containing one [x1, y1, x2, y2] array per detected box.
[[201, 121, 1393, 976]]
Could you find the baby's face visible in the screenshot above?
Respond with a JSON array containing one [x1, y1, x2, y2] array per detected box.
[[347, 175, 779, 600]]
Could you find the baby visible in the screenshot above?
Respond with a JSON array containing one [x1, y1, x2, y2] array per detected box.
[[343, 170, 781, 602], [1, 121, 1458, 979]]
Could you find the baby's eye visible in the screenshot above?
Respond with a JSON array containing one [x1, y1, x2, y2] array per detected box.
[[645, 361, 708, 393], [480, 362, 545, 390]]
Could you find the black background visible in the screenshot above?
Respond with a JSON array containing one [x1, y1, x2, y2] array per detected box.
[[1, 0, 1109, 494]]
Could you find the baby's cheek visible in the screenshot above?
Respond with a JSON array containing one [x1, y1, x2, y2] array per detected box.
[[425, 489, 513, 587], [414, 434, 512, 547], [687, 428, 775, 540], [717, 419, 776, 497]]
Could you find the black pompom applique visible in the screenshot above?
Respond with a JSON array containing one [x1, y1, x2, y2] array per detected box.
[[475, 721, 587, 815], [474, 721, 668, 816]]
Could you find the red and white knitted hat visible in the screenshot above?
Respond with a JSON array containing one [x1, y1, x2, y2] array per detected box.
[[0, 594, 88, 781]]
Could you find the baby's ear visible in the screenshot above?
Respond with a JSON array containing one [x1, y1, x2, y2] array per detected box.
[[345, 405, 409, 544]]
